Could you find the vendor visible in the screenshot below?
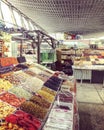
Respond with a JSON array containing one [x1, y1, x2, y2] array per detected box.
[[62, 55, 73, 76]]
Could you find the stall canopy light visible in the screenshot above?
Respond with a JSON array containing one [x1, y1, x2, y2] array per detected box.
[[29, 21, 34, 30], [22, 17, 29, 30], [13, 10, 22, 27], [1, 1, 14, 28]]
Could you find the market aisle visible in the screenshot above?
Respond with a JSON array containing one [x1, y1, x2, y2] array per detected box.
[[77, 82, 104, 130], [77, 82, 104, 104]]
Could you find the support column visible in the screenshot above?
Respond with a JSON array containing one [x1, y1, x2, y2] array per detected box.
[[37, 33, 41, 64], [20, 40, 23, 57]]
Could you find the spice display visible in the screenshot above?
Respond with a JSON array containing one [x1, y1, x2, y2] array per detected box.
[[9, 87, 32, 100], [0, 79, 12, 93], [37, 90, 55, 103], [5, 110, 41, 130], [41, 86, 56, 96], [20, 101, 47, 120], [0, 122, 24, 130], [0, 92, 25, 107], [0, 100, 15, 119], [30, 94, 51, 109], [4, 75, 21, 86]]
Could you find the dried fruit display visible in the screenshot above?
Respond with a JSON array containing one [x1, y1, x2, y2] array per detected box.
[[0, 92, 25, 107], [0, 122, 24, 130], [0, 100, 15, 119], [41, 87, 56, 96], [13, 64, 28, 71], [56, 91, 73, 103], [20, 101, 47, 120], [13, 72, 30, 82], [0, 65, 13, 74], [4, 75, 21, 86], [9, 87, 32, 100], [12, 66, 22, 71], [13, 72, 43, 93], [0, 79, 12, 93], [30, 94, 51, 109], [37, 90, 55, 103], [5, 110, 41, 130], [44, 76, 62, 91]]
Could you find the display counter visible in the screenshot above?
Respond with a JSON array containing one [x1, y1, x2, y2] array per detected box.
[[0, 59, 78, 130], [73, 65, 104, 85]]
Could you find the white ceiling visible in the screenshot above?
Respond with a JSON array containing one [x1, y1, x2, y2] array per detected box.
[[7, 0, 104, 35]]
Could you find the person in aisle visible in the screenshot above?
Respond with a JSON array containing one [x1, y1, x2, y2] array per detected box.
[[62, 55, 73, 76], [55, 60, 62, 71]]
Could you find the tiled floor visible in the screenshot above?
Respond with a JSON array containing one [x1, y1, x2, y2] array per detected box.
[[77, 82, 104, 130], [76, 82, 104, 104]]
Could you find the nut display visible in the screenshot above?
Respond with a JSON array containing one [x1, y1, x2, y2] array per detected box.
[[20, 101, 47, 120], [0, 92, 25, 107], [4, 75, 21, 86], [37, 90, 55, 103], [30, 94, 51, 109], [13, 72, 30, 82], [0, 100, 15, 119]]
